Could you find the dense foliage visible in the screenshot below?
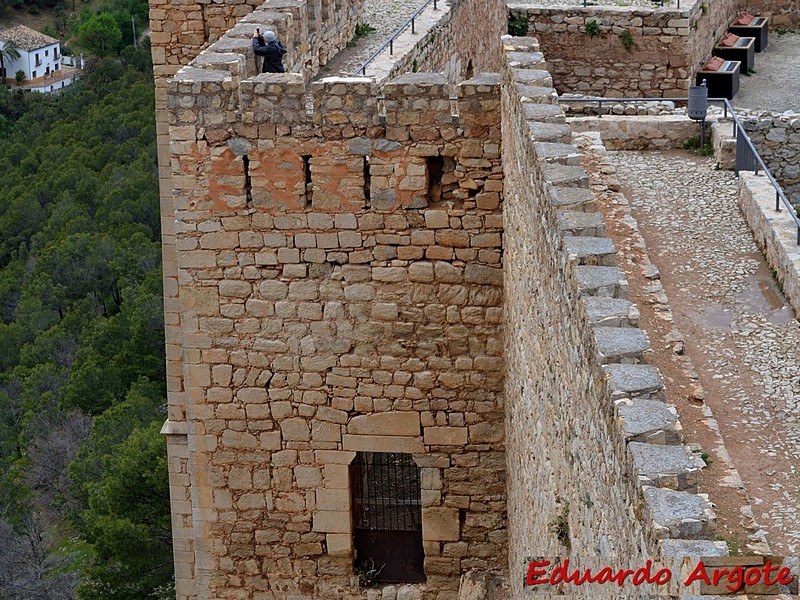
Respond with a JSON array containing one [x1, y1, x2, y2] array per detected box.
[[0, 44, 173, 599]]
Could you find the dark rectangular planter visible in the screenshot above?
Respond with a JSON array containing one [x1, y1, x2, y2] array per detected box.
[[696, 60, 741, 100], [713, 37, 755, 73], [729, 16, 768, 52]]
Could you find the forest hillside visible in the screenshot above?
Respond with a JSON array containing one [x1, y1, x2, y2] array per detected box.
[[0, 39, 173, 600]]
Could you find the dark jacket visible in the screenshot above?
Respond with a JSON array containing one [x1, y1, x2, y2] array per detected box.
[[253, 37, 287, 73]]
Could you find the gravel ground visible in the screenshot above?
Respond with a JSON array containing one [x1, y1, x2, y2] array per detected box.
[[611, 150, 800, 555], [317, 0, 432, 77], [734, 32, 800, 113]]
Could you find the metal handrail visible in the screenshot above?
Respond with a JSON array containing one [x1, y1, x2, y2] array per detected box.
[[560, 95, 800, 244], [352, 0, 440, 77]]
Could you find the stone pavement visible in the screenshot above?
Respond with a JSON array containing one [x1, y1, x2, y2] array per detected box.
[[734, 32, 800, 113], [610, 150, 800, 554]]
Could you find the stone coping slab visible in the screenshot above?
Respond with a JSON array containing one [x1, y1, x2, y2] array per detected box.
[[557, 210, 605, 236], [603, 363, 664, 398], [630, 442, 704, 491], [644, 486, 716, 540], [548, 186, 595, 211], [617, 397, 680, 444], [563, 236, 617, 266], [574, 266, 628, 298], [593, 326, 650, 363], [584, 296, 638, 327]]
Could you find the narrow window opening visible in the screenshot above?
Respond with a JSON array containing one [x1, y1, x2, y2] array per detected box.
[[426, 156, 445, 205], [302, 155, 313, 207], [465, 59, 474, 80], [351, 452, 425, 584], [243, 155, 253, 208], [363, 156, 371, 208]]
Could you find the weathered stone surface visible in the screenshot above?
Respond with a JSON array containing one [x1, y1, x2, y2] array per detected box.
[[584, 296, 638, 327], [643, 487, 716, 539], [603, 363, 664, 398], [557, 210, 605, 237], [563, 236, 617, 266], [630, 443, 704, 492], [593, 326, 650, 364], [347, 412, 420, 436], [617, 398, 680, 444]]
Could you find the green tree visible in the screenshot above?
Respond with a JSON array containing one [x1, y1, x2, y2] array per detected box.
[[14, 69, 25, 87], [77, 14, 123, 57], [0, 40, 21, 81], [74, 422, 173, 600]]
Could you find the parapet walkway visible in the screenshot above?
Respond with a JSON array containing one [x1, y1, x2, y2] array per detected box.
[[314, 0, 428, 77], [609, 150, 800, 555]]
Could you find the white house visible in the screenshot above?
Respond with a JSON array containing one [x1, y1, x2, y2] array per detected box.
[[0, 25, 78, 93]]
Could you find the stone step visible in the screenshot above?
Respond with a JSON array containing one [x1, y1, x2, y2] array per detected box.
[[510, 67, 554, 88], [603, 363, 664, 399], [644, 487, 716, 540], [522, 102, 565, 124], [584, 297, 638, 327], [533, 142, 581, 166], [558, 210, 605, 237], [629, 442, 705, 492], [515, 83, 558, 105], [542, 164, 588, 188], [506, 51, 546, 69], [616, 397, 681, 445], [528, 122, 572, 144], [563, 236, 617, 266], [593, 326, 650, 364], [574, 266, 628, 298], [548, 186, 597, 211]]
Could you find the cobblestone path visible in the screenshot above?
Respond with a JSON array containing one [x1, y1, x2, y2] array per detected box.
[[610, 151, 800, 554], [316, 0, 429, 77]]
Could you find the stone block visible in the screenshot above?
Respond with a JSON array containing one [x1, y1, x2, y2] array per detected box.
[[603, 364, 664, 399], [313, 510, 350, 533], [563, 236, 617, 266], [643, 486, 715, 539], [593, 326, 650, 364], [342, 435, 424, 453], [424, 427, 468, 446], [575, 266, 628, 298], [422, 507, 460, 541], [326, 533, 352, 557], [629, 443, 705, 492], [348, 412, 420, 437]]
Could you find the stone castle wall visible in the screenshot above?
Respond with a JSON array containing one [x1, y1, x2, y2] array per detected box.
[[741, 0, 800, 28], [501, 37, 721, 598], [149, 0, 369, 597], [505, 0, 780, 98], [386, 0, 507, 84], [164, 4, 509, 591]]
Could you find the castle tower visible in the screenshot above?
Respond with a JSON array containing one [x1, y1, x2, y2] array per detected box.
[[150, 0, 510, 597]]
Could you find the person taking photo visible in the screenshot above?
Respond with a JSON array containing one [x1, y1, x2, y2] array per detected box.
[[253, 29, 287, 73]]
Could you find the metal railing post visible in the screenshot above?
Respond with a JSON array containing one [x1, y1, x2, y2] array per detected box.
[[412, 17, 415, 34], [776, 191, 781, 212], [390, 39, 394, 55]]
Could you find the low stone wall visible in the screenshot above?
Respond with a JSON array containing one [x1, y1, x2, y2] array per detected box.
[[740, 111, 800, 206], [742, 0, 800, 29], [568, 114, 704, 150], [506, 0, 751, 98], [738, 173, 800, 317]]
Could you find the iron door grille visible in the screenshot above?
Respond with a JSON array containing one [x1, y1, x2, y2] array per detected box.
[[351, 452, 425, 583]]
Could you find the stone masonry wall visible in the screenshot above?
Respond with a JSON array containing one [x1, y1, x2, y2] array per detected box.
[[149, 1, 368, 596], [385, 0, 507, 84], [501, 36, 720, 598], [166, 18, 508, 593], [505, 0, 748, 98], [740, 111, 800, 206], [741, 0, 800, 29]]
